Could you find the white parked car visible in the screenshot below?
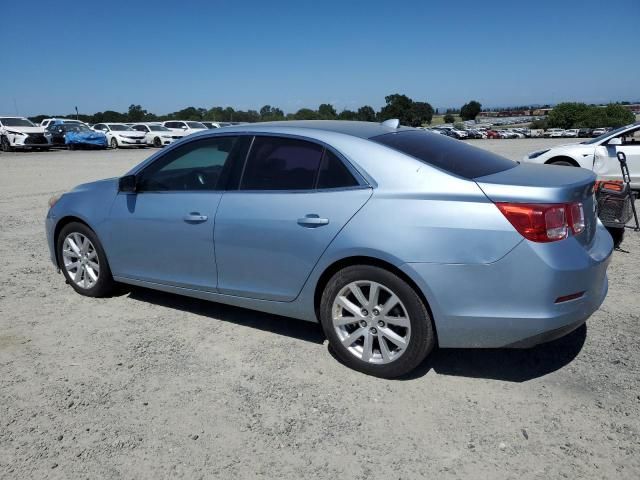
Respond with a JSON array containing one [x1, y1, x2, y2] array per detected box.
[[0, 116, 51, 151], [201, 121, 233, 129], [92, 123, 147, 149], [522, 122, 640, 189], [564, 129, 579, 138], [130, 123, 176, 147], [544, 128, 565, 138], [40, 118, 87, 129], [162, 120, 208, 136], [592, 128, 608, 137]]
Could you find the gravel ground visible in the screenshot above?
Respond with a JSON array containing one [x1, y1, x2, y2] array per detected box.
[[1, 139, 639, 479]]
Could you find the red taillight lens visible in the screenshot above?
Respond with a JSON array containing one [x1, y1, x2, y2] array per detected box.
[[497, 201, 585, 242]]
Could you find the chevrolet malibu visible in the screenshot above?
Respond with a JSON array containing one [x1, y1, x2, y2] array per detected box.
[[46, 120, 613, 378]]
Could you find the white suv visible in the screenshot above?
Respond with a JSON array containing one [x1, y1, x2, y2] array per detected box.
[[522, 122, 640, 190], [0, 117, 51, 151], [162, 120, 208, 137]]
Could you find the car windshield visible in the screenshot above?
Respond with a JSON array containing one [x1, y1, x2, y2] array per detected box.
[[149, 125, 170, 131], [108, 124, 132, 131], [187, 122, 206, 129], [372, 129, 516, 179], [69, 124, 91, 132], [581, 124, 632, 144], [1, 118, 35, 127]]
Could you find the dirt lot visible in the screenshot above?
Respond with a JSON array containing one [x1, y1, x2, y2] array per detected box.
[[1, 139, 639, 479]]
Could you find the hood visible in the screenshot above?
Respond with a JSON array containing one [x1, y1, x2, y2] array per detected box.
[[114, 131, 143, 137], [4, 126, 45, 134], [72, 177, 119, 193]]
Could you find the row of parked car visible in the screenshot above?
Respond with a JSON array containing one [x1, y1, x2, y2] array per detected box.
[[0, 116, 243, 151], [424, 125, 613, 140]]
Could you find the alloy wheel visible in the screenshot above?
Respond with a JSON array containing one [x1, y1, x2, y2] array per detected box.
[[62, 232, 100, 289], [331, 281, 411, 364]]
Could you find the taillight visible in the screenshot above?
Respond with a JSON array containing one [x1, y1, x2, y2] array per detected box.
[[569, 202, 585, 234], [496, 202, 585, 243]]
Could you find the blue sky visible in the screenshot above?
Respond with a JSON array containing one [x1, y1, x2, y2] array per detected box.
[[1, 0, 638, 116]]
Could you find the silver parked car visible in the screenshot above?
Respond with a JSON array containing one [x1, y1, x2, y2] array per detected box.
[[46, 120, 612, 378]]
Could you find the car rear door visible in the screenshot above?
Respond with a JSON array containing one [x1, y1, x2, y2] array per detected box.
[[106, 135, 247, 291], [214, 135, 372, 301]]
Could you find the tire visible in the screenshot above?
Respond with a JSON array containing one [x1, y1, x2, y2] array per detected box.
[[319, 265, 435, 378], [57, 222, 115, 297], [1, 136, 13, 152], [548, 159, 574, 167], [153, 136, 162, 148], [110, 137, 118, 149], [68, 144, 75, 151]]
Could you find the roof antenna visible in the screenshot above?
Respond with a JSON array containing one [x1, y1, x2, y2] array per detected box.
[[381, 118, 399, 129]]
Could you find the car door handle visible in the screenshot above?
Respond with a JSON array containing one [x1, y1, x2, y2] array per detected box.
[[297, 214, 329, 228], [183, 212, 208, 223]]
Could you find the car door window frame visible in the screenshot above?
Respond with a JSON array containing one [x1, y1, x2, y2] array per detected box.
[[230, 133, 369, 193], [133, 135, 246, 194]]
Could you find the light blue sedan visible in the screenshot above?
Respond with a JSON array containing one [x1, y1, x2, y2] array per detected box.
[[46, 120, 613, 378]]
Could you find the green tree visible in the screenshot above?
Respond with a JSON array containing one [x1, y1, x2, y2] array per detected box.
[[126, 104, 148, 122], [337, 109, 358, 120], [409, 101, 434, 126], [379, 94, 414, 125], [259, 105, 285, 121], [318, 103, 337, 119], [460, 100, 482, 121], [293, 108, 320, 120], [356, 105, 376, 122], [443, 113, 455, 123], [546, 103, 590, 129]]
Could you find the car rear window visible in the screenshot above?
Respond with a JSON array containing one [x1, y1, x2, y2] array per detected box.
[[371, 130, 516, 179]]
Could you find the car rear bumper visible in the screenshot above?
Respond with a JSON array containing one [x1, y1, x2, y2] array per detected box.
[[401, 222, 613, 348]]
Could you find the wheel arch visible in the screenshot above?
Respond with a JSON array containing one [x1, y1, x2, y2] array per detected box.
[[545, 156, 580, 167], [313, 255, 437, 342], [52, 216, 93, 268]]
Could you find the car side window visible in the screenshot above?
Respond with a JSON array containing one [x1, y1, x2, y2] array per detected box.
[[137, 136, 240, 192], [622, 128, 640, 145], [240, 136, 324, 190], [317, 149, 359, 189]]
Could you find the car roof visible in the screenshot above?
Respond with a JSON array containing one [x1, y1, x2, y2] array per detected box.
[[212, 120, 414, 139]]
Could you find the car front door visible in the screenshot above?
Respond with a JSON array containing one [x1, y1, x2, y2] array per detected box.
[[214, 135, 372, 302], [105, 135, 246, 291], [596, 126, 640, 188]]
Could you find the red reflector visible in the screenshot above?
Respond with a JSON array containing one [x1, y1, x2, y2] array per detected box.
[[555, 291, 585, 303]]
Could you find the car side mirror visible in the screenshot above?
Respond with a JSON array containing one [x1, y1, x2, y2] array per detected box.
[[608, 137, 622, 146], [118, 174, 138, 193]]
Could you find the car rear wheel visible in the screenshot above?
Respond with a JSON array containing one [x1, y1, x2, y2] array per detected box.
[[320, 265, 435, 378], [57, 222, 115, 297], [110, 137, 118, 149], [153, 136, 162, 147]]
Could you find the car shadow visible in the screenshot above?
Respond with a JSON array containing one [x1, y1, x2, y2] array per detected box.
[[124, 286, 586, 382], [403, 323, 587, 382], [125, 286, 326, 345]]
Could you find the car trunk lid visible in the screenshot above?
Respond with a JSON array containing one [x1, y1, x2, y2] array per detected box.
[[475, 163, 597, 245]]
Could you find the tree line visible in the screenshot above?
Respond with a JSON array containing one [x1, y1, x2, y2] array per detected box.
[[28, 94, 484, 127], [531, 102, 635, 129]]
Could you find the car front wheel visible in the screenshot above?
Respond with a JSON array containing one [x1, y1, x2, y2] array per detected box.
[[110, 137, 118, 149], [57, 222, 115, 297], [320, 265, 435, 378]]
